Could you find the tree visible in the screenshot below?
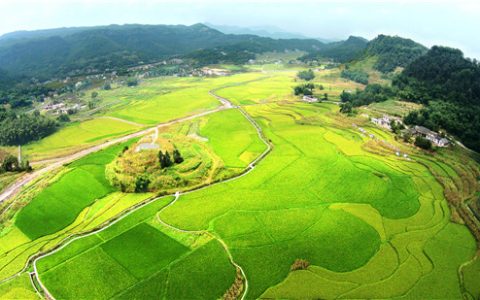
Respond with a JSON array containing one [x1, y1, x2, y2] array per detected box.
[[88, 101, 96, 109], [158, 151, 165, 168], [1, 155, 19, 172], [340, 102, 353, 114], [158, 150, 173, 169], [402, 132, 412, 143], [323, 93, 328, 100], [340, 90, 353, 103], [297, 69, 315, 81], [57, 114, 70, 122], [103, 81, 112, 90], [293, 83, 315, 96], [127, 77, 138, 87], [91, 91, 98, 99], [173, 149, 184, 164], [164, 152, 173, 167], [414, 136, 432, 150], [134, 175, 150, 193]]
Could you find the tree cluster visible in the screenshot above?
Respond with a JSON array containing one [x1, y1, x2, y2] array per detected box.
[[396, 46, 480, 151], [134, 175, 150, 193], [414, 136, 432, 150], [158, 149, 183, 169], [294, 83, 315, 96], [340, 84, 394, 107], [0, 108, 58, 146], [297, 69, 315, 81], [0, 154, 31, 174], [341, 69, 369, 85], [300, 36, 368, 63]]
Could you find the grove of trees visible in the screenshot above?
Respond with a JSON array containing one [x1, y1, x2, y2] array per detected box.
[[294, 83, 315, 96], [0, 108, 58, 146], [341, 69, 369, 85], [340, 84, 394, 107], [297, 69, 315, 81]]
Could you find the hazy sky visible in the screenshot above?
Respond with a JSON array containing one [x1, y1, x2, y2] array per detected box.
[[1, 0, 479, 59]]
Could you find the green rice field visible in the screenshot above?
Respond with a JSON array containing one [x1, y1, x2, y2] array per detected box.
[[0, 65, 478, 299]]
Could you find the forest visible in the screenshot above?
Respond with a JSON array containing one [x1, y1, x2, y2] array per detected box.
[[395, 46, 480, 151]]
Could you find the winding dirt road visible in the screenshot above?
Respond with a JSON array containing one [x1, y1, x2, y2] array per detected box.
[[29, 90, 272, 300], [0, 102, 231, 207]]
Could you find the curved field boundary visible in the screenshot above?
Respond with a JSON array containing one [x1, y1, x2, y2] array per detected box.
[[29, 93, 273, 299], [0, 104, 231, 209], [0, 75, 272, 209]]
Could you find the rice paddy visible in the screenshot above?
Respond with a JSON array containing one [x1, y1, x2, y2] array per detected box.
[[23, 117, 144, 161], [0, 65, 478, 299]]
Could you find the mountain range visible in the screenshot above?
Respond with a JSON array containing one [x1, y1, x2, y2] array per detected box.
[[0, 23, 431, 82]]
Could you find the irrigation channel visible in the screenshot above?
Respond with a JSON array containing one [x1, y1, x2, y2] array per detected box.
[[11, 90, 272, 300]]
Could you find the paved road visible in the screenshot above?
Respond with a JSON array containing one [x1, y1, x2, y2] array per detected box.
[[0, 104, 231, 206]]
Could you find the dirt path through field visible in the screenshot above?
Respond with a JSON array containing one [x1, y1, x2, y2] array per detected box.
[[0, 102, 229, 207], [28, 92, 272, 300]]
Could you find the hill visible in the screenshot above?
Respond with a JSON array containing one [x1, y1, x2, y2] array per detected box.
[[394, 46, 480, 151], [365, 35, 428, 73], [300, 36, 368, 63], [0, 23, 323, 80], [301, 34, 427, 74]]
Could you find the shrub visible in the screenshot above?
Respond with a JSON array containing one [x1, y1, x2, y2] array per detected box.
[[290, 259, 310, 271], [134, 175, 150, 193], [127, 77, 138, 87], [414, 136, 432, 150]]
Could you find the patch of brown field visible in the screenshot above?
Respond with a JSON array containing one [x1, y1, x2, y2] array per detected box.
[[290, 258, 310, 271]]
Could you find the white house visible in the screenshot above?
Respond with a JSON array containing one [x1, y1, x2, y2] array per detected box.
[[302, 95, 318, 103]]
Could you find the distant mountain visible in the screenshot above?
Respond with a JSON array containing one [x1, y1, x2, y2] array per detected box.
[[204, 23, 336, 43], [300, 36, 369, 63], [0, 27, 92, 44], [0, 23, 323, 80], [365, 35, 428, 73]]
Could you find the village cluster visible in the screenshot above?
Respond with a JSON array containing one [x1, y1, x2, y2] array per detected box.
[[371, 114, 449, 147]]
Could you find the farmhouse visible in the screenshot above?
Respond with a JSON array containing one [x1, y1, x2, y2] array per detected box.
[[409, 125, 449, 147], [371, 114, 402, 130], [302, 95, 318, 103], [201, 68, 230, 76], [135, 143, 160, 152]]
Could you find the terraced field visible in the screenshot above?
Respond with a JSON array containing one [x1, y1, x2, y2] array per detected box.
[[17, 72, 268, 162], [0, 95, 266, 299], [103, 73, 266, 124], [0, 66, 478, 299], [33, 100, 479, 298]]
